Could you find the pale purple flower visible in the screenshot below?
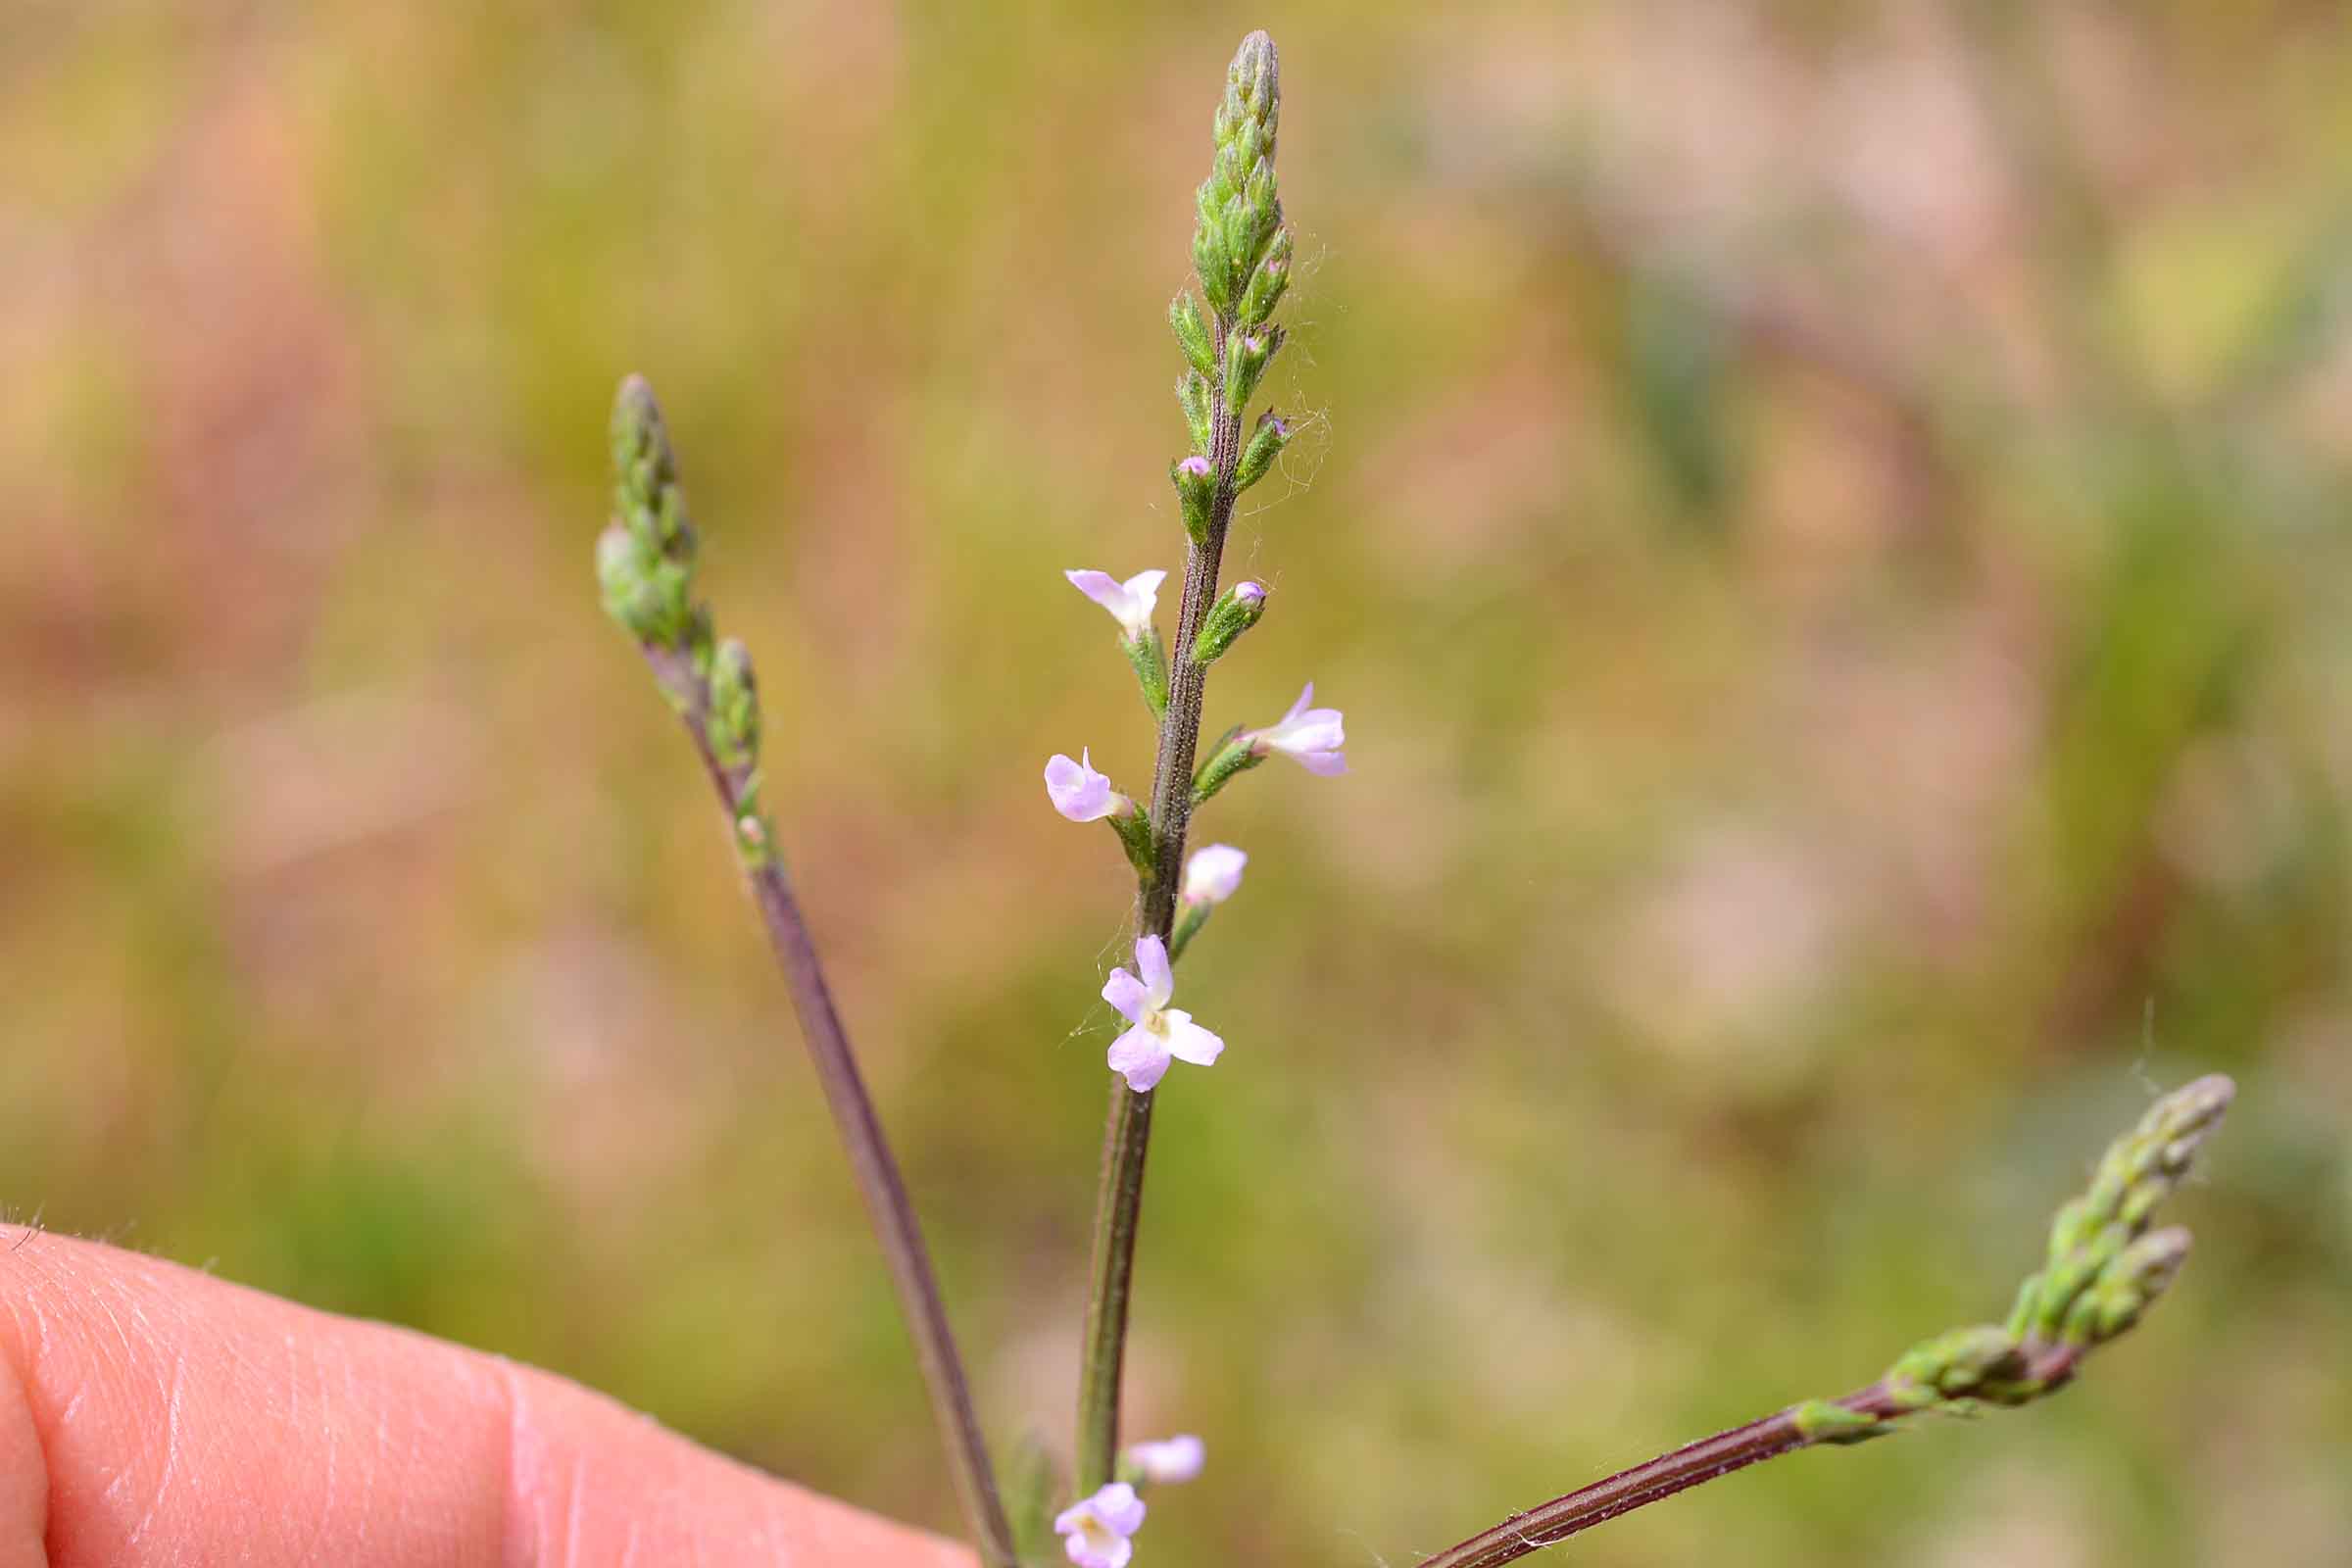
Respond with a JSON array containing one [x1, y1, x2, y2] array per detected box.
[[1126, 1434, 1205, 1486], [1181, 845, 1248, 906], [1046, 750, 1133, 822], [1245, 682, 1347, 776], [1234, 579, 1267, 609], [1176, 455, 1212, 480], [1102, 934, 1223, 1092], [1055, 1482, 1147, 1568], [1065, 567, 1167, 641]]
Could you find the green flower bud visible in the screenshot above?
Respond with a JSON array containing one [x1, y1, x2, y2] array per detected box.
[[708, 637, 761, 770], [1238, 229, 1293, 328], [1125, 627, 1170, 718], [1790, 1399, 1886, 1446], [1171, 455, 1216, 544], [1191, 580, 1267, 665], [1235, 411, 1291, 492], [1108, 807, 1157, 880], [1224, 324, 1282, 410], [1223, 30, 1280, 156], [1169, 292, 1216, 377], [1176, 370, 1213, 453], [2067, 1227, 2193, 1347], [1191, 726, 1264, 808], [1193, 221, 1234, 318]]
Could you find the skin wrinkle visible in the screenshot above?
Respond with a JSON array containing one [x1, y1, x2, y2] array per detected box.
[[120, 1352, 186, 1549], [497, 1355, 531, 1568]]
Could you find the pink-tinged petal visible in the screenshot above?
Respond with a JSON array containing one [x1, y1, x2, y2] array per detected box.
[[1161, 1012, 1224, 1066], [1282, 681, 1315, 724], [1102, 967, 1152, 1024], [1046, 749, 1117, 821], [1121, 569, 1167, 614], [1093, 1485, 1148, 1537], [1181, 844, 1249, 906], [1106, 1027, 1172, 1092], [1295, 749, 1348, 777], [1127, 1435, 1206, 1485], [1065, 569, 1127, 612], [1135, 934, 1174, 1006]]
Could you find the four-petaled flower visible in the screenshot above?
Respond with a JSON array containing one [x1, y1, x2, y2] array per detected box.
[[1126, 1434, 1206, 1486], [1055, 1482, 1148, 1568], [1066, 568, 1167, 642], [1244, 681, 1347, 775], [1103, 935, 1223, 1092], [1181, 845, 1248, 906], [1046, 750, 1134, 823]]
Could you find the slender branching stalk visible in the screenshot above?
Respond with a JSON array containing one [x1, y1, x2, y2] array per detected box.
[[588, 30, 2233, 1568], [1073, 29, 1296, 1494], [1420, 1074, 2235, 1568], [596, 377, 1017, 1568]]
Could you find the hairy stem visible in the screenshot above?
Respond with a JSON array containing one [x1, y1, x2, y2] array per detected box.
[[1074, 323, 1241, 1492], [652, 647, 1017, 1568]]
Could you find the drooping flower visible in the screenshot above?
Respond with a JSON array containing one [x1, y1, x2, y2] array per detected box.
[[1244, 681, 1347, 775], [1102, 934, 1223, 1092], [1054, 1482, 1148, 1568], [1046, 750, 1134, 822], [1065, 568, 1167, 642], [1181, 845, 1248, 906], [1125, 1434, 1206, 1487]]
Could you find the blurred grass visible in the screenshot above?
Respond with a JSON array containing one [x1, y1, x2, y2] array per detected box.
[[3, 2, 2350, 1564]]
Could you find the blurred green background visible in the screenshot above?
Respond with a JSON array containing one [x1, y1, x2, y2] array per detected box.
[[4, 2, 2349, 1563]]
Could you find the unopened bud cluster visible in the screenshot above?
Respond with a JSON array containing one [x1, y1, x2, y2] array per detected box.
[[1166, 29, 1296, 539], [1800, 1075, 2233, 1446], [597, 375, 774, 866]]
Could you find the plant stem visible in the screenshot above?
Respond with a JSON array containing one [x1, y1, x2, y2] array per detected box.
[[1417, 1345, 2084, 1568], [1073, 321, 1241, 1492], [653, 647, 1018, 1568]]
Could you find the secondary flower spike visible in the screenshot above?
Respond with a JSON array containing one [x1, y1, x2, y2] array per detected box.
[[1102, 934, 1224, 1092], [1046, 750, 1136, 822], [1066, 568, 1167, 641], [1126, 1434, 1206, 1486], [1182, 845, 1248, 906], [1055, 1482, 1148, 1568], [1247, 681, 1347, 775]]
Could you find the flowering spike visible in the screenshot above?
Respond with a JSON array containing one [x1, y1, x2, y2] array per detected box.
[[1191, 580, 1267, 666], [1102, 934, 1225, 1092], [1054, 1482, 1148, 1568], [1193, 32, 1285, 324], [2012, 1074, 2234, 1342], [599, 375, 710, 670]]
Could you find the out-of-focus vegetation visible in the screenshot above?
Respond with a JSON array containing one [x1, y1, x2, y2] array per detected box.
[[3, 4, 2348, 1564]]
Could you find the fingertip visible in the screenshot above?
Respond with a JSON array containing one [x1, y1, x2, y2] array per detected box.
[[0, 1226, 973, 1568]]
